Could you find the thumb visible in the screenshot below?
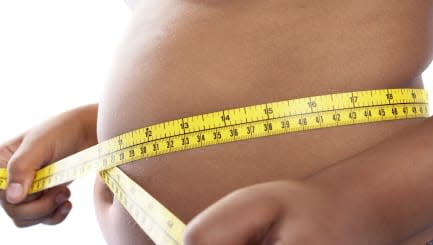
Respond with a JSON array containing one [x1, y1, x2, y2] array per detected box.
[[184, 183, 283, 245], [6, 138, 52, 204]]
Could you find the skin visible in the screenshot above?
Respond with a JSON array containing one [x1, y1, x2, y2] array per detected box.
[[0, 105, 97, 226], [1, 0, 433, 244]]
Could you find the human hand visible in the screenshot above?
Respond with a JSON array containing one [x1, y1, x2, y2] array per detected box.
[[184, 180, 386, 245], [0, 104, 97, 227]]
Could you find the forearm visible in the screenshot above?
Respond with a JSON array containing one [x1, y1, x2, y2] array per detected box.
[[306, 117, 433, 243], [75, 103, 98, 148], [51, 103, 98, 151]]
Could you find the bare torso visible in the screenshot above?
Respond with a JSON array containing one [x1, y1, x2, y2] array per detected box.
[[95, 1, 433, 244]]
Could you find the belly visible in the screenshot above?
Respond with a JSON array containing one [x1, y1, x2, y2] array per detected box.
[[95, 1, 433, 244]]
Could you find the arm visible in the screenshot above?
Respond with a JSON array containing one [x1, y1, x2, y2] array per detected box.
[[183, 117, 433, 245]]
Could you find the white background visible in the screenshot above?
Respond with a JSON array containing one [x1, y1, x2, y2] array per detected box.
[[0, 1, 433, 245]]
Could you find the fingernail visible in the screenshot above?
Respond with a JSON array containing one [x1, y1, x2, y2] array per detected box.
[[60, 205, 71, 215], [6, 183, 23, 203], [56, 194, 69, 205]]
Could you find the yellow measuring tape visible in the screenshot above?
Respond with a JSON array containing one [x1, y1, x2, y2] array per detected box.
[[0, 88, 430, 244]]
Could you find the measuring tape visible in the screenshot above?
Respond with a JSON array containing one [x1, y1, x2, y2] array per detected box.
[[0, 88, 429, 244]]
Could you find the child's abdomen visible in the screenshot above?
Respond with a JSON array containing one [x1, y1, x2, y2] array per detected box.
[[95, 0, 433, 244]]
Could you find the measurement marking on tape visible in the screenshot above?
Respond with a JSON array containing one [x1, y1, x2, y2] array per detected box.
[[0, 88, 429, 245], [102, 168, 185, 245]]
